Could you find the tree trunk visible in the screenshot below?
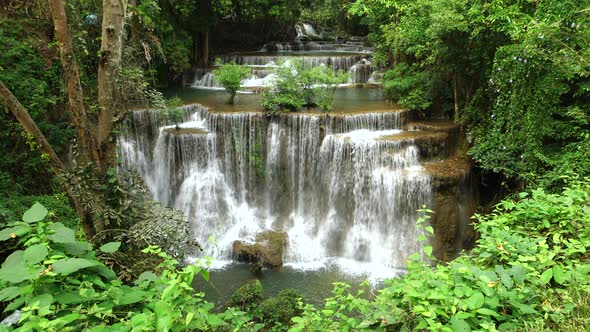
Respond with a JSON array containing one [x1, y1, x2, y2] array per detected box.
[[199, 30, 209, 67], [191, 31, 199, 67], [453, 74, 459, 122], [97, 0, 128, 174], [47, 0, 100, 165]]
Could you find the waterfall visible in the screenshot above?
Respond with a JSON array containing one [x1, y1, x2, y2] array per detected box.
[[120, 105, 432, 271], [192, 34, 378, 89]]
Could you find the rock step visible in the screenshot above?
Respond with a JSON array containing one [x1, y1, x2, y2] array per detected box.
[[378, 130, 450, 161]]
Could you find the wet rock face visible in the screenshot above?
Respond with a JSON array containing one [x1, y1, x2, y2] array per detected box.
[[407, 119, 479, 261], [232, 231, 288, 268], [429, 179, 478, 261]]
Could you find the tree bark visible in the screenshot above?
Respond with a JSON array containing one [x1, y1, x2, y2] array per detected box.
[[453, 74, 460, 122], [191, 30, 199, 67], [199, 30, 209, 67], [97, 0, 128, 173], [47, 0, 100, 165]]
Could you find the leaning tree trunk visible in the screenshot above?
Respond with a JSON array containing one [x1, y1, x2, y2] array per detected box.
[[97, 0, 128, 175], [0, 80, 97, 239]]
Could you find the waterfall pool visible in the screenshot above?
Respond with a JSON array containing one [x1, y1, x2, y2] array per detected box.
[[191, 260, 405, 308], [165, 86, 391, 114]]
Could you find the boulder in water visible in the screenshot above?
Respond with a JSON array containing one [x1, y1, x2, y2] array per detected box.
[[232, 231, 288, 268]]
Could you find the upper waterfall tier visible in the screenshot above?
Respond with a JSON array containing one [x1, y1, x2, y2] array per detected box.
[[192, 35, 378, 88], [119, 104, 431, 269]]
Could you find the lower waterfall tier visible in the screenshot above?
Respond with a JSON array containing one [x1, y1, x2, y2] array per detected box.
[[120, 102, 474, 276]]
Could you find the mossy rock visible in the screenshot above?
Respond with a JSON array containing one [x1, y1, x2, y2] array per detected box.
[[232, 231, 288, 268], [163, 127, 208, 135], [258, 288, 303, 325], [226, 279, 264, 311]]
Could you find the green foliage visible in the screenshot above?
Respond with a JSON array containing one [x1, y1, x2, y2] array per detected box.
[[290, 178, 590, 331], [213, 61, 251, 104], [227, 279, 264, 311], [262, 59, 349, 114], [350, 0, 590, 186], [464, 1, 590, 185], [383, 63, 432, 111], [0, 203, 259, 331], [0, 19, 71, 196], [158, 96, 185, 127], [300, 0, 362, 37], [257, 288, 303, 326]]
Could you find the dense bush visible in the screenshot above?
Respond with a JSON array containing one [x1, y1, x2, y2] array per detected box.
[[383, 64, 432, 111], [262, 59, 349, 114], [213, 61, 251, 104]]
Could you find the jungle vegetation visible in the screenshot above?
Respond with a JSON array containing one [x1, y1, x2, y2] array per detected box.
[[0, 0, 589, 331]]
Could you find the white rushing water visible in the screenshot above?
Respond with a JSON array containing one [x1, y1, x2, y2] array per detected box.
[[120, 104, 431, 279]]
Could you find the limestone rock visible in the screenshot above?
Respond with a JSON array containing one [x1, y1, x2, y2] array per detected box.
[[232, 231, 288, 268]]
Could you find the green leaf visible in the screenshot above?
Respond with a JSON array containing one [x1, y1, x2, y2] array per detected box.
[[0, 251, 42, 283], [116, 289, 148, 306], [185, 312, 194, 326], [87, 265, 117, 280], [500, 273, 514, 289], [0, 225, 32, 241], [136, 271, 158, 284], [24, 244, 48, 264], [5, 296, 25, 312], [47, 223, 76, 243], [22, 202, 48, 223], [465, 291, 485, 310], [55, 292, 88, 305], [28, 293, 53, 316], [476, 308, 500, 317], [514, 303, 538, 315], [100, 241, 121, 253], [206, 314, 225, 327], [200, 269, 209, 282], [540, 269, 553, 284], [63, 241, 93, 256], [423, 245, 433, 257], [53, 313, 81, 328], [450, 316, 471, 332], [0, 287, 21, 302], [52, 258, 100, 275], [552, 265, 567, 285]]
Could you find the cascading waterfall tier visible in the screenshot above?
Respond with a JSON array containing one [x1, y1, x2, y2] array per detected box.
[[192, 31, 378, 88], [120, 104, 431, 270]]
